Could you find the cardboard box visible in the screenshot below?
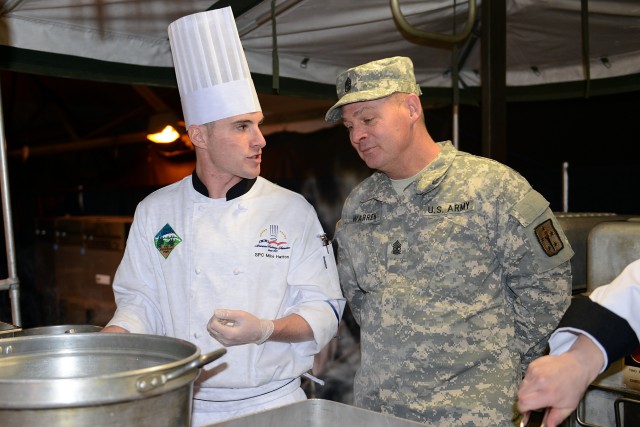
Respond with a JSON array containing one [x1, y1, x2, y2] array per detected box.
[[623, 346, 640, 390]]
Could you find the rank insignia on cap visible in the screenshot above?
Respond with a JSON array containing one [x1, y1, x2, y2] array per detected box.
[[344, 77, 352, 93], [154, 223, 183, 259], [534, 219, 564, 257]]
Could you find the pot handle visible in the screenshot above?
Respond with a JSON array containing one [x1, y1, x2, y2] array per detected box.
[[136, 348, 227, 393]]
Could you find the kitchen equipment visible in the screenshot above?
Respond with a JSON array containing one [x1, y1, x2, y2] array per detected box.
[[0, 320, 20, 338], [554, 212, 633, 294], [0, 333, 226, 426], [587, 218, 640, 292], [13, 323, 103, 336], [211, 398, 425, 427], [519, 409, 546, 427]]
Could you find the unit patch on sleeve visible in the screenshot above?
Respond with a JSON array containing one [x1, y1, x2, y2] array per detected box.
[[534, 219, 564, 257], [154, 223, 183, 259]]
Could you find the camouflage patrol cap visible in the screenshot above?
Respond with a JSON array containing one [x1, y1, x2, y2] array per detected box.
[[325, 56, 422, 123]]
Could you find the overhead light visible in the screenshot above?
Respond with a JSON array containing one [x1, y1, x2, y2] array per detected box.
[[147, 125, 181, 143], [146, 113, 183, 144]]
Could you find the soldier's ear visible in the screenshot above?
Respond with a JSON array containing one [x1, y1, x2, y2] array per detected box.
[[405, 93, 422, 120]]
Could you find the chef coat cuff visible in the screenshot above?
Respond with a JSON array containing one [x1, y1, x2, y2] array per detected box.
[[288, 299, 345, 354], [105, 311, 151, 334], [552, 295, 639, 371], [549, 328, 608, 373]]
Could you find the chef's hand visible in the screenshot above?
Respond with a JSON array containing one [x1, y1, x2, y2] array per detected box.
[[207, 309, 274, 347], [517, 334, 604, 427]]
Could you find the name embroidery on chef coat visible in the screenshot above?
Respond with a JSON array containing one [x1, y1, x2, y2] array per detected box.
[[254, 224, 291, 259], [154, 223, 183, 259]]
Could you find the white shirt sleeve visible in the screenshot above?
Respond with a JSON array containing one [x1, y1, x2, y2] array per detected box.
[[548, 258, 640, 372]]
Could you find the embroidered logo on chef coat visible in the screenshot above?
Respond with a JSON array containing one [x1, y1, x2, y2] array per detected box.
[[254, 224, 291, 256], [534, 219, 564, 257], [154, 223, 182, 259]]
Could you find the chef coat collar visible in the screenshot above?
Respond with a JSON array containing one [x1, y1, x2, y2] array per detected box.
[[191, 171, 257, 201]]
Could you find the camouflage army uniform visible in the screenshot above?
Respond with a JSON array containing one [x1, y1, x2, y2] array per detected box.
[[335, 141, 572, 426]]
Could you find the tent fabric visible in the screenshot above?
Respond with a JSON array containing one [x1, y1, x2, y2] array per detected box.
[[1, 0, 640, 94]]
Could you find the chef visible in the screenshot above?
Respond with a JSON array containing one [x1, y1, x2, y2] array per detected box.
[[102, 7, 345, 426]]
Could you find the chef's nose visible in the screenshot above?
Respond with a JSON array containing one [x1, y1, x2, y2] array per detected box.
[[253, 127, 266, 148]]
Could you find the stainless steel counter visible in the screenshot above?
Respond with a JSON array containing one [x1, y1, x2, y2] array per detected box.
[[210, 399, 425, 427]]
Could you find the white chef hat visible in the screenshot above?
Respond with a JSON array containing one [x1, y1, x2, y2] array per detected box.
[[168, 7, 261, 127]]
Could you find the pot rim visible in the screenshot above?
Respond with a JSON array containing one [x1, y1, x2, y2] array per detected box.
[[0, 333, 204, 408]]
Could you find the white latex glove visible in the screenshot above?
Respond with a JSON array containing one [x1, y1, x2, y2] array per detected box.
[[207, 309, 274, 347]]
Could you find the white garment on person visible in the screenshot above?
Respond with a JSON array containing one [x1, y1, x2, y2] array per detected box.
[[191, 379, 305, 426], [549, 258, 640, 370], [106, 175, 344, 406]]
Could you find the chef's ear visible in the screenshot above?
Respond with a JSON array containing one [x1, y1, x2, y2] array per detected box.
[[188, 124, 208, 149]]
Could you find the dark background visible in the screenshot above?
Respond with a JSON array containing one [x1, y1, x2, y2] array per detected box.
[[1, 72, 639, 327]]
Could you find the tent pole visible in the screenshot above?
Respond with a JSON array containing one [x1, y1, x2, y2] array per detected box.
[[452, 43, 460, 149], [0, 80, 22, 326], [480, 0, 507, 162]]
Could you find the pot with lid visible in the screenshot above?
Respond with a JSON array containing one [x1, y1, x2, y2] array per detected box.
[[0, 333, 226, 426], [12, 323, 103, 336]]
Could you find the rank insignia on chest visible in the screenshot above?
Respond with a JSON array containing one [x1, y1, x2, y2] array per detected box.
[[387, 238, 407, 257], [154, 223, 183, 259], [387, 238, 408, 270], [534, 219, 564, 257]]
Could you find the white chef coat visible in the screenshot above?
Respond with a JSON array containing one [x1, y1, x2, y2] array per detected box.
[[106, 175, 345, 406], [549, 258, 640, 371]]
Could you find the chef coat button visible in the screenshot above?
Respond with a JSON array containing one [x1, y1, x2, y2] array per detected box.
[[237, 203, 247, 211], [194, 332, 201, 339], [198, 206, 204, 212], [233, 268, 242, 275], [196, 268, 201, 274]]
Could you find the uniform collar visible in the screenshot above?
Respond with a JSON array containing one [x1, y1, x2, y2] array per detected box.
[[191, 171, 257, 201], [414, 141, 456, 194], [359, 141, 456, 204]]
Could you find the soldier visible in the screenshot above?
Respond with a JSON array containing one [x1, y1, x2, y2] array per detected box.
[[325, 56, 573, 426]]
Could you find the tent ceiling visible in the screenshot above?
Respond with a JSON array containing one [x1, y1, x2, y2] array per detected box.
[[1, 0, 639, 153], [2, 0, 640, 101]]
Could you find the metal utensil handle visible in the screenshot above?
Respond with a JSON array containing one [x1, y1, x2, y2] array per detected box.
[[575, 396, 603, 427], [614, 397, 640, 427], [136, 348, 226, 393]]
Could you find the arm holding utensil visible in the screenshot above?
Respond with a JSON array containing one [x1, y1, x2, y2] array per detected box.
[[518, 258, 640, 426]]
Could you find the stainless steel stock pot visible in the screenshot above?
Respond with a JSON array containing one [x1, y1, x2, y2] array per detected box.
[[0, 333, 226, 426]]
